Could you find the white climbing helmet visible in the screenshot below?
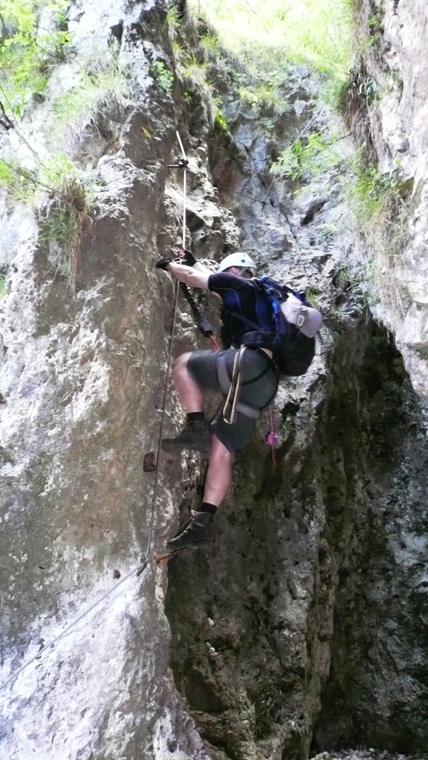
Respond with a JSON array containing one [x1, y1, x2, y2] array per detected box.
[[217, 252, 256, 276]]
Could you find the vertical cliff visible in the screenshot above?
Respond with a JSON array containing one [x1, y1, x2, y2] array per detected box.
[[1, 1, 428, 759], [340, 0, 428, 395]]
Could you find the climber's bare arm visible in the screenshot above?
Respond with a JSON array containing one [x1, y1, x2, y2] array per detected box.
[[166, 261, 210, 290]]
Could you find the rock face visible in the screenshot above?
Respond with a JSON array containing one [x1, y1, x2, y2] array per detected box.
[[1, 2, 428, 760], [347, 0, 428, 397]]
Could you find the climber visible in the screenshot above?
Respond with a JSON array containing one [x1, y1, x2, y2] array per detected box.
[[155, 250, 279, 551]]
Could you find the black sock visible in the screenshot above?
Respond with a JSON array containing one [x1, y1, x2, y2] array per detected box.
[[187, 412, 205, 422], [198, 502, 217, 515]]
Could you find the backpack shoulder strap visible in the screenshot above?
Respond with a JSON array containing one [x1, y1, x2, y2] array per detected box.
[[259, 276, 296, 301], [227, 310, 264, 331], [224, 278, 274, 331]]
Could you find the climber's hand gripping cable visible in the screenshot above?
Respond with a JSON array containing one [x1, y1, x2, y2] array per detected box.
[[155, 251, 219, 346], [155, 252, 210, 291]]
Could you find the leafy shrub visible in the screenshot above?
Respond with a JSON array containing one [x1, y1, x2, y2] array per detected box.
[[271, 131, 341, 181], [214, 107, 228, 132], [150, 60, 174, 93], [0, 0, 70, 117]]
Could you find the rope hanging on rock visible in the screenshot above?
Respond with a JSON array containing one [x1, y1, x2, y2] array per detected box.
[[172, 132, 220, 350], [144, 130, 189, 559], [267, 404, 279, 465]]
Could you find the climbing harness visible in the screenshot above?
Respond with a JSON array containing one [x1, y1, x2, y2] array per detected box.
[[221, 346, 245, 424], [217, 347, 275, 425], [219, 347, 279, 466], [218, 347, 258, 425]]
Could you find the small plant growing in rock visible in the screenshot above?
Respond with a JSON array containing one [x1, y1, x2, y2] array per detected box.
[[214, 107, 228, 132], [48, 52, 132, 149], [200, 33, 219, 56], [367, 11, 383, 47], [0, 159, 35, 201], [347, 160, 402, 220], [0, 155, 92, 290], [150, 60, 174, 93], [238, 81, 289, 114], [182, 55, 209, 88], [166, 4, 182, 39], [229, 42, 291, 116], [344, 154, 411, 315], [271, 131, 340, 181], [39, 173, 90, 290]]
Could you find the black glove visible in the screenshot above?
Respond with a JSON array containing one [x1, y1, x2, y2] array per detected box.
[[175, 248, 197, 267], [155, 257, 173, 271]]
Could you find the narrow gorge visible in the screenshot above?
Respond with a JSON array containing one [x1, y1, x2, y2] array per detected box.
[[1, 1, 428, 759]]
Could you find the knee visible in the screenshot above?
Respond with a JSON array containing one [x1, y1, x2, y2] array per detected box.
[[211, 436, 232, 464], [172, 352, 192, 382]]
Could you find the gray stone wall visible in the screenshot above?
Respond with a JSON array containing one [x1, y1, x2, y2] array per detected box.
[[1, 1, 428, 759]]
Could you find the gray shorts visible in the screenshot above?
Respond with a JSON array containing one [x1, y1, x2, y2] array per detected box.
[[187, 348, 278, 453]]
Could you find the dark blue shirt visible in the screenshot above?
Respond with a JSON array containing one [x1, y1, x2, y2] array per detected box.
[[208, 272, 273, 347]]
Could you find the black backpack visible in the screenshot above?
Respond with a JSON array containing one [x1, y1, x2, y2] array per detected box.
[[261, 277, 319, 375], [232, 277, 320, 376]]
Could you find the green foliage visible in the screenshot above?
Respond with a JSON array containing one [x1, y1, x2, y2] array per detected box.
[[171, 38, 187, 59], [150, 60, 174, 93], [344, 154, 411, 313], [214, 107, 228, 132], [39, 154, 77, 187], [199, 33, 219, 56], [0, 0, 70, 117], [238, 81, 288, 113], [367, 11, 383, 47], [359, 77, 378, 105], [181, 55, 208, 87], [337, 66, 379, 130], [48, 53, 131, 145], [39, 173, 89, 289], [271, 132, 341, 180], [346, 159, 404, 223], [0, 155, 91, 289], [0, 153, 86, 206], [166, 5, 182, 39], [228, 42, 292, 115], [0, 158, 39, 201], [188, 0, 352, 93], [238, 80, 290, 115]]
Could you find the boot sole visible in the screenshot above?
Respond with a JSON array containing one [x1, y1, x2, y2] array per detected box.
[[166, 537, 212, 550]]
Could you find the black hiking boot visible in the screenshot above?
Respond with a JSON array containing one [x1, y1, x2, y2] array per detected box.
[[166, 511, 214, 550], [161, 420, 211, 454]]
